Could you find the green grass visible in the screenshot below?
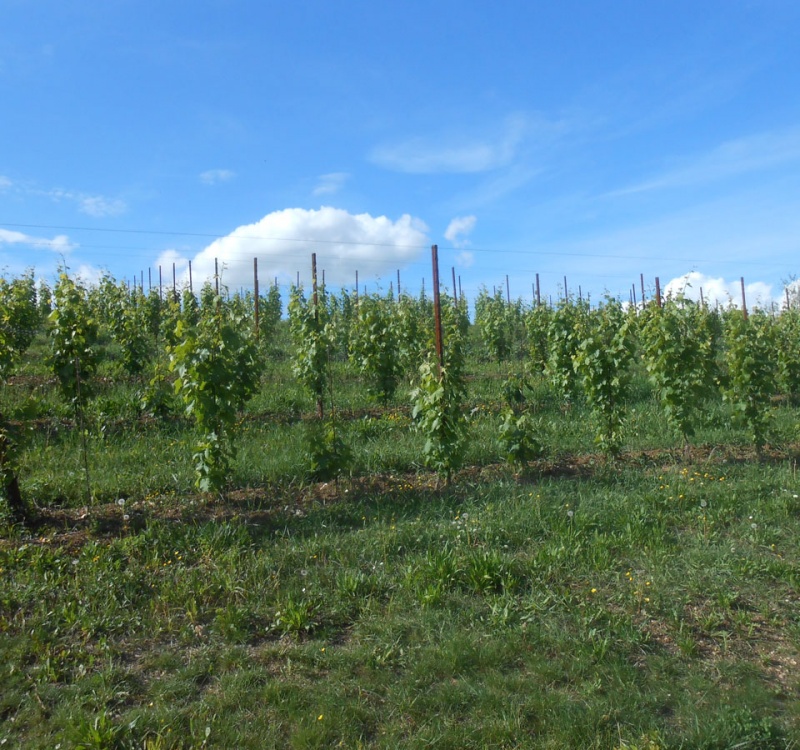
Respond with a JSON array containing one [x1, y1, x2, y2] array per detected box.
[[2, 460, 799, 748]]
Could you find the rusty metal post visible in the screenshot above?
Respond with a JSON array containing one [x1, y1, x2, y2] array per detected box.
[[740, 277, 748, 320], [431, 245, 444, 376], [312, 253, 323, 419]]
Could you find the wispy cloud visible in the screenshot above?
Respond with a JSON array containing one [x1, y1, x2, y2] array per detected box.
[[370, 115, 531, 174], [0, 227, 75, 253], [455, 251, 475, 268], [0, 177, 127, 216], [199, 169, 236, 186], [77, 195, 127, 217], [608, 127, 800, 197], [44, 188, 127, 217], [444, 215, 477, 248], [312, 172, 350, 196]]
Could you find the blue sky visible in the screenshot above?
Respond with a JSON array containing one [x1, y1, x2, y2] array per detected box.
[[2, 0, 800, 307]]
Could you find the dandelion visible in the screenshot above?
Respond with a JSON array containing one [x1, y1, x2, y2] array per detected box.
[[116, 498, 125, 507], [567, 510, 574, 519], [700, 499, 707, 508], [317, 715, 324, 721]]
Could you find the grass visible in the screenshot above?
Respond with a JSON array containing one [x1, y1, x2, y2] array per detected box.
[[2, 460, 799, 748], [2, 327, 800, 747]]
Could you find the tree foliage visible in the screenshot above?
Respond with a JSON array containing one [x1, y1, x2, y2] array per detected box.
[[169, 293, 261, 491]]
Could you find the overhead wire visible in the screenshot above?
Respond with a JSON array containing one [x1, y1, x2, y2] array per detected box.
[[0, 220, 788, 269]]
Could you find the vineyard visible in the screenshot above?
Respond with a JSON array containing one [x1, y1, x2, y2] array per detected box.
[[2, 267, 800, 748]]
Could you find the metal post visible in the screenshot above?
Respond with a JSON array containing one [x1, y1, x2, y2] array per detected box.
[[431, 245, 444, 376], [254, 257, 259, 342], [740, 277, 748, 320]]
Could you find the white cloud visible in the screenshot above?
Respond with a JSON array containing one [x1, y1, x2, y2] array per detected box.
[[444, 215, 477, 247], [0, 228, 75, 253], [370, 115, 529, 174], [180, 206, 429, 288], [663, 271, 775, 309], [0, 175, 12, 190], [200, 169, 236, 186], [312, 172, 349, 196]]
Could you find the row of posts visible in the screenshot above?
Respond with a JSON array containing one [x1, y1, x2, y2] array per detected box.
[[137, 255, 762, 339]]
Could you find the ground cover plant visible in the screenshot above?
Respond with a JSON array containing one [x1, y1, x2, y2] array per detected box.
[[1, 271, 800, 748]]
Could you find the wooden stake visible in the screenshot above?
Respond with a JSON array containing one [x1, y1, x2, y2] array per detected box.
[[431, 245, 444, 376], [253, 257, 259, 342], [312, 253, 323, 419], [740, 277, 748, 320]]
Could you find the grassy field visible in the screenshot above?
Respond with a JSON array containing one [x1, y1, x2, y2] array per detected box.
[[1, 328, 800, 748]]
